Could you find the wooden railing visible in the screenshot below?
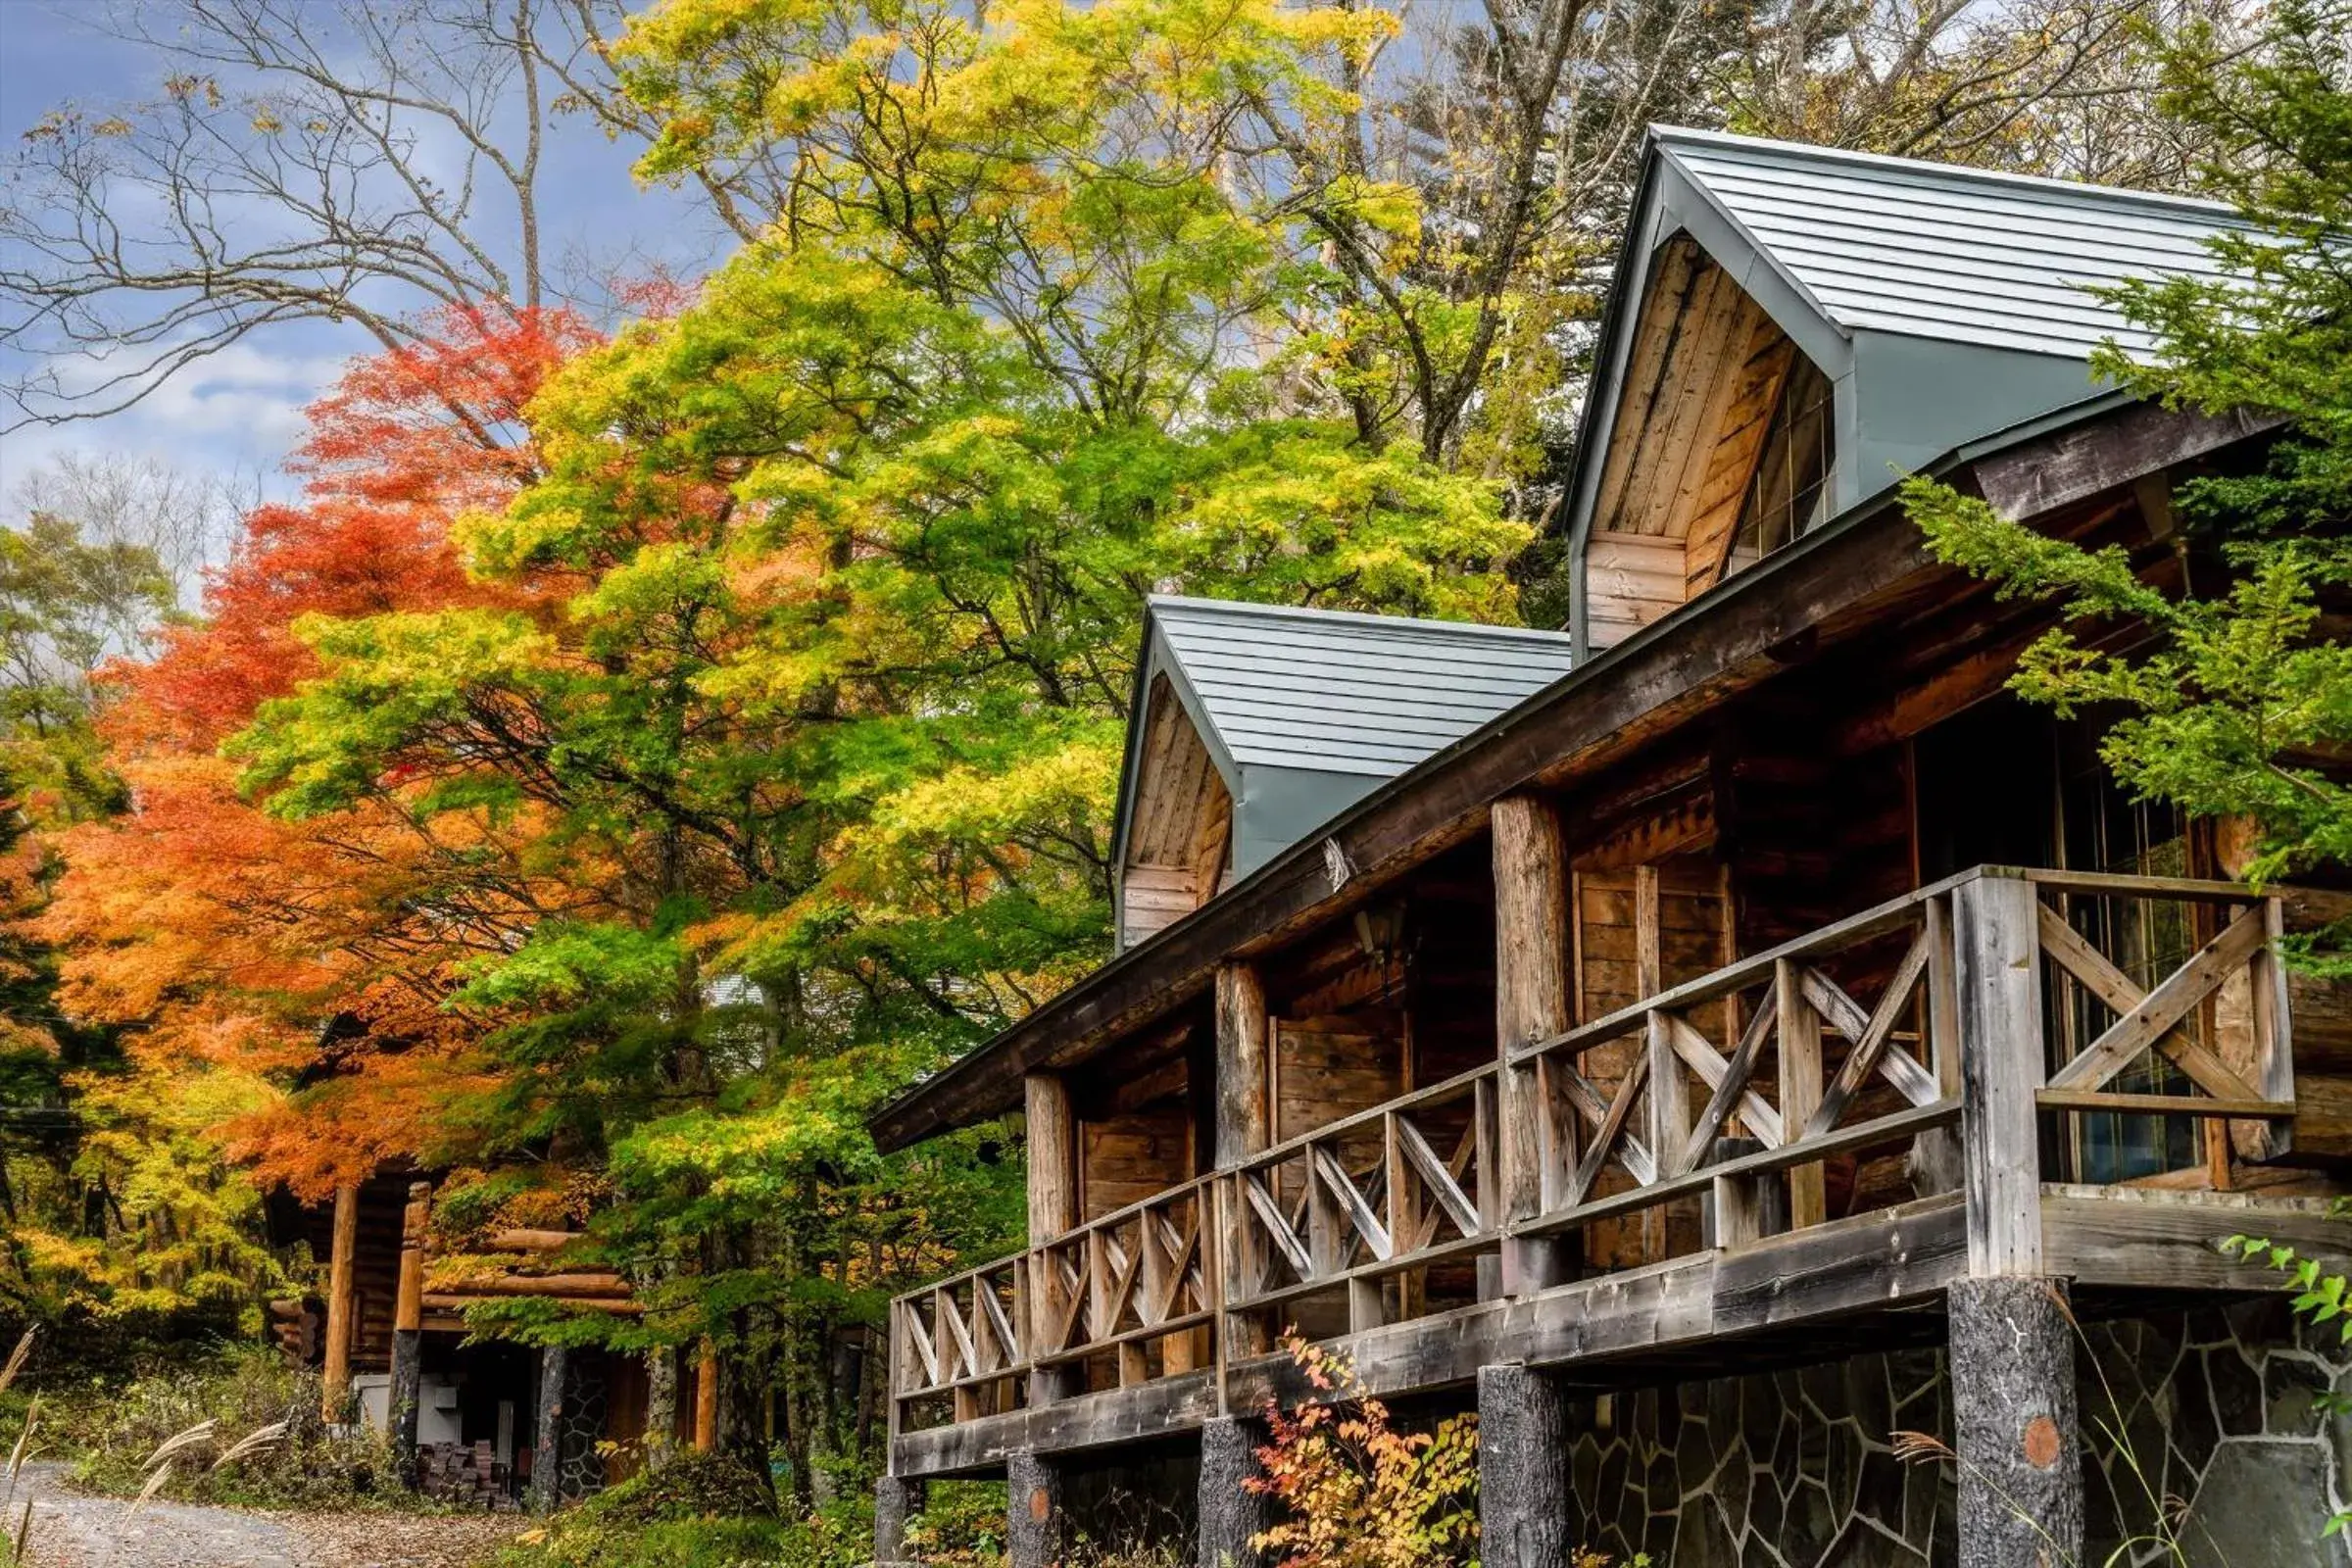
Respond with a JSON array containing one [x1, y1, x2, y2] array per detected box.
[[1222, 1065, 1500, 1337], [1029, 1177, 1216, 1388], [890, 867, 2297, 1434]]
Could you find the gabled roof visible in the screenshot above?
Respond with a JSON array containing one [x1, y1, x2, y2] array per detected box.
[[1654, 126, 2240, 360], [1145, 596, 1577, 779]]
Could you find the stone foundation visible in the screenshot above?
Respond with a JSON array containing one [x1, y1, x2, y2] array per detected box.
[[1555, 1299, 2345, 1567]]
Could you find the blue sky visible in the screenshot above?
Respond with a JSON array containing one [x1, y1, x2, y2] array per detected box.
[[0, 0, 728, 514]]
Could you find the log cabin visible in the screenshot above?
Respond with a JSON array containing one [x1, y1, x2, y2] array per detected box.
[[267, 1175, 703, 1510], [871, 127, 2352, 1568]]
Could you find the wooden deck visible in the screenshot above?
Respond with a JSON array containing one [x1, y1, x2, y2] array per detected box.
[[886, 867, 2339, 1480]]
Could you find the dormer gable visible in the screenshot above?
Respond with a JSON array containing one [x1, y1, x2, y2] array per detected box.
[[1568, 126, 2243, 654], [1111, 597, 1575, 950]]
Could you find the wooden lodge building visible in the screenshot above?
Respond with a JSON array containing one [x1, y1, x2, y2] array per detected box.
[[868, 129, 2352, 1568], [268, 1175, 710, 1510]]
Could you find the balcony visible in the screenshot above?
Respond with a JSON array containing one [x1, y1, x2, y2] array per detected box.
[[886, 866, 2334, 1477]]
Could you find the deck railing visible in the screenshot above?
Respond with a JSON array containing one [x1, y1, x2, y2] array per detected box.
[[889, 866, 2297, 1434]]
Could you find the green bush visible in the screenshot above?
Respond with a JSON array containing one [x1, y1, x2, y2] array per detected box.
[[482, 1450, 874, 1568], [585, 1448, 776, 1525], [906, 1479, 1007, 1566], [485, 1514, 803, 1568]]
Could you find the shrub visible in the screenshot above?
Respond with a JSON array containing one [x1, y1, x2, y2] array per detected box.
[[484, 1448, 868, 1568], [905, 1478, 1008, 1566], [1247, 1336, 1479, 1568], [41, 1341, 420, 1510], [584, 1448, 776, 1524]]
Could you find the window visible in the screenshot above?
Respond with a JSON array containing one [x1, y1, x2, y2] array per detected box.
[[1733, 355, 1835, 560]]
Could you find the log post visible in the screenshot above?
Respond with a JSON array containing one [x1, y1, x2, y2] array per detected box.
[[1949, 1278, 2081, 1568], [530, 1342, 569, 1515], [1196, 1414, 1274, 1568], [1213, 963, 1270, 1165], [1954, 873, 2045, 1278], [875, 1473, 924, 1567], [1949, 872, 2080, 1567], [1492, 795, 1571, 1294], [693, 1340, 719, 1452], [1214, 962, 1271, 1358], [1476, 1364, 1569, 1568], [1005, 1448, 1064, 1568], [389, 1181, 429, 1486], [1025, 1072, 1082, 1404], [320, 1182, 361, 1422], [643, 1346, 678, 1471]]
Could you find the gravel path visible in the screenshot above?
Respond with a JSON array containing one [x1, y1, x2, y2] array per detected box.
[[9, 1462, 530, 1568]]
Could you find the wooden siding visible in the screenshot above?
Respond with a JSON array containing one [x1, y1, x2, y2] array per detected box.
[[1585, 235, 1802, 650], [1121, 676, 1232, 947]]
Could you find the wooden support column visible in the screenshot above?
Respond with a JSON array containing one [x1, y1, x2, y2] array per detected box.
[[1214, 962, 1271, 1358], [693, 1340, 719, 1453], [320, 1182, 361, 1422], [875, 1473, 924, 1567], [1005, 1448, 1065, 1568], [1949, 1278, 2082, 1568], [1954, 873, 2044, 1277], [1197, 1415, 1274, 1568], [1477, 1365, 1570, 1568], [1493, 795, 1572, 1295], [1213, 963, 1270, 1166], [1026, 1073, 1078, 1245], [1024, 1072, 1082, 1403], [530, 1342, 569, 1515], [389, 1181, 430, 1487], [1948, 872, 2080, 1566]]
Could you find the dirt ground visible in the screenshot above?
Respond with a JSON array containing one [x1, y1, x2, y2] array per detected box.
[[11, 1461, 533, 1568]]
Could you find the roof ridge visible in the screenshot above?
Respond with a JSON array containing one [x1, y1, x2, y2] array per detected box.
[[1649, 124, 2242, 220], [1147, 594, 1577, 642]]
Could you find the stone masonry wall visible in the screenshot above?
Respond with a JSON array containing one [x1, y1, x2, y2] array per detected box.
[[1557, 1298, 2346, 1567]]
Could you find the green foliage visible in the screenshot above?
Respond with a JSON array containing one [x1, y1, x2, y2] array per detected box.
[[904, 1479, 1009, 1566], [38, 1341, 425, 1511], [1901, 0, 2352, 975], [486, 1454, 870, 1568]]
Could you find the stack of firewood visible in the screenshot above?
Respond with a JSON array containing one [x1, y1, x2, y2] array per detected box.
[[416, 1440, 517, 1509]]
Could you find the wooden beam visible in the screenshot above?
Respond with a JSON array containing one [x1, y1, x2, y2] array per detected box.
[[321, 1182, 360, 1422], [1494, 795, 1572, 1292], [1213, 963, 1270, 1168], [1025, 1073, 1076, 1248], [395, 1184, 429, 1335], [1972, 400, 2279, 523]]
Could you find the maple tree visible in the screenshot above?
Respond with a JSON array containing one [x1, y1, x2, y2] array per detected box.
[[29, 307, 598, 1230]]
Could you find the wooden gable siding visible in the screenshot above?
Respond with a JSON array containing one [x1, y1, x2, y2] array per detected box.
[[1586, 234, 1799, 650], [1122, 676, 1233, 947]]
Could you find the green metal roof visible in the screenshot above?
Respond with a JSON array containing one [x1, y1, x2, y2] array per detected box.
[[1146, 596, 1576, 779], [1654, 125, 2242, 361]]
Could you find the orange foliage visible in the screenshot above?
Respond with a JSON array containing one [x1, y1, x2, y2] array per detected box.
[[121, 305, 590, 749], [40, 306, 604, 1199]]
